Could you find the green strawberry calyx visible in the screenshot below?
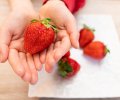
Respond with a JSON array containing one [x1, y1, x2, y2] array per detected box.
[[31, 19, 39, 23], [105, 47, 110, 54], [31, 18, 59, 33], [83, 24, 95, 33], [58, 58, 73, 78]]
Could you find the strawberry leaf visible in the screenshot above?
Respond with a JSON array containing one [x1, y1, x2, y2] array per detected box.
[[41, 18, 59, 33], [105, 47, 110, 54], [31, 19, 39, 23], [45, 18, 52, 22], [83, 24, 95, 32], [58, 59, 73, 78], [63, 62, 72, 72], [58, 70, 67, 77]]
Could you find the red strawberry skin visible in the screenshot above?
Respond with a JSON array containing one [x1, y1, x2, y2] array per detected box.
[[63, 51, 70, 58], [24, 21, 55, 54], [58, 57, 80, 78], [83, 41, 108, 59], [79, 28, 94, 48], [67, 58, 80, 77]]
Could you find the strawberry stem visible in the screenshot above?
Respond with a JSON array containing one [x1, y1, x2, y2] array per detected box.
[[51, 25, 59, 33], [83, 24, 95, 32]]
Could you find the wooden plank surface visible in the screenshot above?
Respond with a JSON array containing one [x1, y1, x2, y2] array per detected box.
[[0, 0, 120, 100]]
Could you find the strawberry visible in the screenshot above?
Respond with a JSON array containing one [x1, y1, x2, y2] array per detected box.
[[62, 51, 70, 58], [83, 41, 110, 59], [58, 57, 80, 78], [79, 25, 95, 48], [24, 18, 58, 54]]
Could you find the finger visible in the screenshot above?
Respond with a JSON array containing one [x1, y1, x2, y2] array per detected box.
[[45, 44, 55, 73], [0, 29, 11, 62], [40, 50, 46, 64], [65, 17, 79, 48], [54, 30, 71, 62], [9, 38, 25, 52], [33, 53, 42, 71], [8, 49, 25, 77], [19, 52, 32, 83], [54, 41, 61, 49], [27, 53, 38, 84]]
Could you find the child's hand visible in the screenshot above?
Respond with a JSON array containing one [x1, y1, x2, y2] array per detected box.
[[0, 0, 36, 63], [0, 1, 40, 84], [40, 0, 79, 48], [45, 30, 71, 73], [9, 37, 40, 84], [39, 0, 77, 72]]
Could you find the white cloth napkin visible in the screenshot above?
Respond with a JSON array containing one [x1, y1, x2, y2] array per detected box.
[[28, 14, 120, 98]]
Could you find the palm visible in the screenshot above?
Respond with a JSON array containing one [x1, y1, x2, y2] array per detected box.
[[40, 0, 79, 48], [3, 11, 40, 84], [39, 1, 73, 72], [40, 1, 70, 30]]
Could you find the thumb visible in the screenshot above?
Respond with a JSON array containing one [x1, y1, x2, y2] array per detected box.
[[65, 17, 79, 48], [0, 29, 11, 63]]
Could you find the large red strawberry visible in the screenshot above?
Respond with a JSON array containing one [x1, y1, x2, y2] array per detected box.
[[62, 51, 70, 58], [83, 41, 110, 59], [79, 25, 95, 48], [24, 18, 58, 54], [58, 57, 80, 78]]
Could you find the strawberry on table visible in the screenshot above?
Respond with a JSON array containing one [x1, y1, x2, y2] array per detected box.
[[83, 41, 110, 60], [58, 57, 80, 78], [62, 51, 70, 58], [79, 25, 95, 48], [24, 18, 58, 54]]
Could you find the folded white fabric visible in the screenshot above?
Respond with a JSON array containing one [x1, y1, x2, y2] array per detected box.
[[29, 14, 120, 98]]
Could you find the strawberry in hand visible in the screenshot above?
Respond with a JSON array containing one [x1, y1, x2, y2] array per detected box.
[[79, 25, 95, 48], [24, 18, 58, 54], [39, 0, 77, 73]]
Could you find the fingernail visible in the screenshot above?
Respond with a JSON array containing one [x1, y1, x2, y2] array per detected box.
[[38, 66, 42, 71], [48, 67, 53, 73], [37, 67, 41, 71], [46, 65, 53, 73]]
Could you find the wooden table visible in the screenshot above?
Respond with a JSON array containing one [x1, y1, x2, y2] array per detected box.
[[0, 0, 120, 100]]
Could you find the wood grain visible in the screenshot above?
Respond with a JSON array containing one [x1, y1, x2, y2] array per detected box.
[[0, 0, 120, 100]]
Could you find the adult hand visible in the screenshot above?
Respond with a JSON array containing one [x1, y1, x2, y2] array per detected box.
[[0, 0, 40, 84]]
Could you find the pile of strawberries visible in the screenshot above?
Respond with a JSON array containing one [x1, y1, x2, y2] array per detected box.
[[24, 18, 110, 78], [79, 24, 110, 59], [58, 25, 110, 78]]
